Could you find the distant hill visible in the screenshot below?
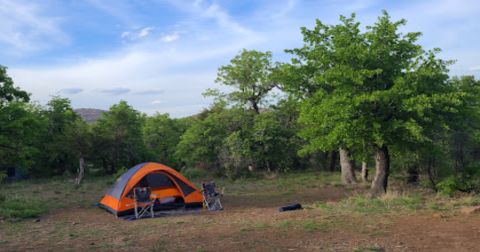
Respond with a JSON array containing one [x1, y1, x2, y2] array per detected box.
[[74, 108, 107, 123]]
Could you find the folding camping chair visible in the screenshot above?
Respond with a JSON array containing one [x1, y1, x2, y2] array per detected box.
[[130, 187, 157, 219], [201, 181, 225, 211]]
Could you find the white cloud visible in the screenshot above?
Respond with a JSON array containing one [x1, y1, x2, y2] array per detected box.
[[8, 32, 258, 116], [121, 26, 155, 40], [470, 66, 480, 71], [152, 100, 168, 104], [161, 33, 180, 42], [270, 0, 297, 18], [138, 27, 154, 38], [0, 0, 69, 52], [164, 0, 252, 35]]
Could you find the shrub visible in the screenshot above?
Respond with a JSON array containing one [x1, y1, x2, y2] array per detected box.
[[110, 166, 129, 183], [180, 168, 207, 180], [436, 175, 479, 197]]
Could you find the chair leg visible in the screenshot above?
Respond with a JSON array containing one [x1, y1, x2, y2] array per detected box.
[[151, 203, 155, 218], [134, 202, 139, 219], [203, 196, 210, 210]]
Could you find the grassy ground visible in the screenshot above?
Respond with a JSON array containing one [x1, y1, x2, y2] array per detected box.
[[1, 170, 480, 251]]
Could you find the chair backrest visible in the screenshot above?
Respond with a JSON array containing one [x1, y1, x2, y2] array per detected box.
[[202, 182, 216, 194], [134, 187, 151, 202]]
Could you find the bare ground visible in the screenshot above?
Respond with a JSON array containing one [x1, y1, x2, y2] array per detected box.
[[1, 186, 480, 252]]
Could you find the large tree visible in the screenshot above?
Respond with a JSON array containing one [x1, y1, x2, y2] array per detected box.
[[0, 65, 39, 177], [33, 96, 80, 176], [92, 100, 147, 174], [204, 49, 277, 114], [286, 11, 467, 197], [142, 113, 191, 168]]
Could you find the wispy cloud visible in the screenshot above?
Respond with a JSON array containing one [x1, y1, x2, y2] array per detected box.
[[0, 0, 69, 53], [165, 0, 252, 35], [138, 27, 154, 38], [97, 88, 131, 95], [470, 66, 480, 71], [270, 0, 297, 18], [161, 33, 180, 42], [57, 88, 83, 94], [121, 26, 155, 40], [152, 100, 168, 104]]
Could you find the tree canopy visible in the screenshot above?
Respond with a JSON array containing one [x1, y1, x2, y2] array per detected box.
[[284, 11, 470, 197]]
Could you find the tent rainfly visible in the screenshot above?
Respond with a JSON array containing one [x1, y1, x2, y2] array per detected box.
[[99, 162, 203, 216]]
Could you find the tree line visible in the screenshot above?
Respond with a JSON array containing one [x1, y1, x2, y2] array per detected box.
[[1, 11, 479, 198]]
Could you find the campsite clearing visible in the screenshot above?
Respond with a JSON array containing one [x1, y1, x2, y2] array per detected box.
[[1, 172, 480, 252]]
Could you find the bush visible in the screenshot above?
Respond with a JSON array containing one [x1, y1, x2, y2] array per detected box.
[[436, 175, 480, 197], [109, 166, 129, 184], [180, 167, 207, 180]]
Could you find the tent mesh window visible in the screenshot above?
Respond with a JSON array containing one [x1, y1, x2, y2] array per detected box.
[[146, 173, 175, 187], [171, 175, 196, 197]]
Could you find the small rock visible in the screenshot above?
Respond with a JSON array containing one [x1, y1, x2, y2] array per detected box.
[[432, 213, 442, 219], [34, 218, 40, 223], [461, 206, 480, 215]]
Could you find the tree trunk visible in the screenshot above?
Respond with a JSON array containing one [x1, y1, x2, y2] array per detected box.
[[369, 144, 390, 198], [323, 151, 330, 170], [252, 102, 260, 114], [339, 148, 356, 184], [102, 158, 108, 174], [407, 164, 419, 184], [329, 151, 337, 172], [75, 155, 85, 184], [361, 162, 368, 182], [426, 158, 437, 189]]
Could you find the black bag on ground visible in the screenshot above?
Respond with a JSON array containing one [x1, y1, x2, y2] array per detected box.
[[279, 203, 302, 212]]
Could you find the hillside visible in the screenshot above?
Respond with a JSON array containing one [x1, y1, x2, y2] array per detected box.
[[74, 108, 107, 123]]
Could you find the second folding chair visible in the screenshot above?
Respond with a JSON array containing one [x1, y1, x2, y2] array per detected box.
[[201, 181, 225, 211]]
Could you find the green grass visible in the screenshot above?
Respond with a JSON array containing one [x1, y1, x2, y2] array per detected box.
[[337, 193, 424, 214], [0, 176, 111, 221]]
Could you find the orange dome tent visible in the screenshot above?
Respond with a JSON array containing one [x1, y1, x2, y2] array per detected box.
[[99, 162, 203, 216]]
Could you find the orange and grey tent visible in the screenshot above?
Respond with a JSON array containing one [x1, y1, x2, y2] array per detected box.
[[99, 162, 203, 216]]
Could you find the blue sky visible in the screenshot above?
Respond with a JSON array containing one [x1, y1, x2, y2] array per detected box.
[[1, 0, 479, 118]]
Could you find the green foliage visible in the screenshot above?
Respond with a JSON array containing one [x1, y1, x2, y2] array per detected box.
[[286, 11, 462, 157], [142, 113, 190, 169], [112, 166, 129, 181], [175, 109, 229, 171], [0, 65, 41, 173], [0, 65, 29, 103], [31, 96, 82, 177], [205, 49, 277, 114], [436, 175, 479, 197], [92, 100, 148, 174], [179, 168, 207, 180]]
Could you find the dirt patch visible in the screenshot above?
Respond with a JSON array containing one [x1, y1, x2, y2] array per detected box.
[[1, 186, 480, 252]]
